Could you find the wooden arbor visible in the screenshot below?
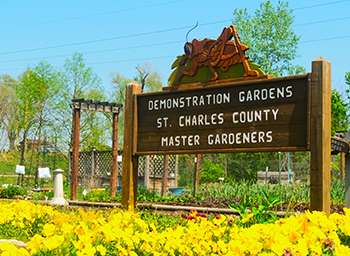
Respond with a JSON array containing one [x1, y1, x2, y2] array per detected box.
[[70, 99, 123, 200]]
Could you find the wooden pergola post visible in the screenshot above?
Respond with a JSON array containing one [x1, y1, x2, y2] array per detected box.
[[110, 112, 119, 197], [161, 155, 169, 196], [310, 57, 331, 215], [70, 108, 81, 200], [121, 81, 141, 210]]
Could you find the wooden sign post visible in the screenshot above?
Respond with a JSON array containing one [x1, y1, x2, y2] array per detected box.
[[121, 81, 141, 210], [310, 57, 331, 215]]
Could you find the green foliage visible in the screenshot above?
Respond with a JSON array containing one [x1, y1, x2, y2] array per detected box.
[[139, 210, 184, 232], [110, 62, 163, 148], [338, 230, 350, 248], [232, 0, 305, 77], [0, 212, 51, 242], [0, 185, 27, 199], [199, 159, 225, 184], [32, 190, 54, 201], [0, 150, 67, 188], [168, 57, 265, 85], [229, 189, 284, 227], [178, 154, 196, 188], [82, 189, 120, 202], [331, 178, 345, 204], [331, 89, 349, 135], [202, 152, 274, 182], [346, 71, 350, 98], [0, 74, 17, 151], [195, 178, 344, 205], [0, 221, 28, 241], [52, 52, 111, 151]]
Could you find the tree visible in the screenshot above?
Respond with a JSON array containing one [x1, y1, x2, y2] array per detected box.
[[232, 0, 305, 77], [109, 72, 131, 106], [0, 74, 18, 151], [134, 62, 163, 93], [52, 52, 107, 151], [331, 89, 349, 135], [109, 62, 163, 147], [16, 68, 44, 163]]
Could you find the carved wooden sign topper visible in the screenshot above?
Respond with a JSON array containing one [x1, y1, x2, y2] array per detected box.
[[169, 25, 264, 87]]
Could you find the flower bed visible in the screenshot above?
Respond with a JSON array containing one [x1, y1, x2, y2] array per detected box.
[[0, 201, 350, 255]]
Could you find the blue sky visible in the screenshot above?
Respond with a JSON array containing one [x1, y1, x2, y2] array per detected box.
[[1, 0, 350, 94]]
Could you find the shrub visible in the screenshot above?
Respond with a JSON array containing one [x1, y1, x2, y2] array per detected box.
[[0, 185, 26, 199], [199, 159, 225, 184]]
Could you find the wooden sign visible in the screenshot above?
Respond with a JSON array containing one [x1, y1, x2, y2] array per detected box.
[[331, 137, 350, 154], [136, 74, 310, 155]]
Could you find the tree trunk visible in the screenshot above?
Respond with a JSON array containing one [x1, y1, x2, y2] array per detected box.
[[8, 131, 16, 152], [20, 129, 29, 164]]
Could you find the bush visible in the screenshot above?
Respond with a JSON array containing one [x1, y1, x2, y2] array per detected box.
[[199, 159, 225, 184], [0, 185, 27, 199]]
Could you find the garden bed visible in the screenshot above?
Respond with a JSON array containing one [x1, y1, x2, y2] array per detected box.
[[66, 197, 346, 215]]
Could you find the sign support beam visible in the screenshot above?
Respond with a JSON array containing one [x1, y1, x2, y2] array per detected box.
[[310, 57, 331, 215], [121, 81, 141, 210]]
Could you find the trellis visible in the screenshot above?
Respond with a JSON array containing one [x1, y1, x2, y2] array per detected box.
[[68, 151, 178, 189]]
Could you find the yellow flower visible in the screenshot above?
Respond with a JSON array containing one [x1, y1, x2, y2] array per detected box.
[[60, 222, 75, 235], [96, 244, 106, 256], [72, 240, 84, 251], [242, 213, 254, 223], [45, 235, 64, 251], [0, 242, 19, 252], [27, 234, 45, 253], [43, 223, 57, 237], [77, 244, 96, 256]]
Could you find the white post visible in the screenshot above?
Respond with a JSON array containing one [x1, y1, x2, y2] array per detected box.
[[50, 169, 68, 206]]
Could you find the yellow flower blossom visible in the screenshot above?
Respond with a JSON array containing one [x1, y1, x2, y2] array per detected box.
[[43, 223, 57, 237], [242, 212, 254, 223], [2, 201, 350, 255], [45, 235, 64, 251], [96, 244, 106, 255]]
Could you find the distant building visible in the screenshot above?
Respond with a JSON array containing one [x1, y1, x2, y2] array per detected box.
[[19, 139, 53, 152]]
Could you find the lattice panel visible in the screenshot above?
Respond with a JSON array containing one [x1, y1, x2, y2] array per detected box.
[[118, 160, 123, 176], [149, 155, 164, 176], [169, 155, 177, 175], [94, 151, 112, 176], [78, 152, 92, 176], [68, 151, 178, 179], [138, 156, 146, 176]]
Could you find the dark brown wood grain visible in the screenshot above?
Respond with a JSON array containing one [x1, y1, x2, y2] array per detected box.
[[136, 74, 311, 155]]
